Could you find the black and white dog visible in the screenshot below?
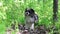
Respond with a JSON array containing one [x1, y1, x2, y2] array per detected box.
[[25, 8, 38, 31]]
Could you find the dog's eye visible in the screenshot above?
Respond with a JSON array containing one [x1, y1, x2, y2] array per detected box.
[[26, 12, 30, 15]]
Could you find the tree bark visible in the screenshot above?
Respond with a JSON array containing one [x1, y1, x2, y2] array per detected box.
[[53, 0, 58, 22]]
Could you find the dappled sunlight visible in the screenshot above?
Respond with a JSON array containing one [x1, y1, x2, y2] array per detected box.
[[0, 2, 3, 6]]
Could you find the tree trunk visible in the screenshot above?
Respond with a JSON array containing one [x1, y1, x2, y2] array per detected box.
[[53, 0, 58, 22]]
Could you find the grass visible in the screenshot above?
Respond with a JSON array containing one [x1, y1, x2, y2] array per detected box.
[[0, 0, 60, 34]]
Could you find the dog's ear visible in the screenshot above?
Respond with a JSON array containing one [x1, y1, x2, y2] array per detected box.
[[30, 9, 34, 13], [25, 8, 27, 12]]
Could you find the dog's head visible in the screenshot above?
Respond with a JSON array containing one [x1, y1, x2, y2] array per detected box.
[[25, 8, 35, 16]]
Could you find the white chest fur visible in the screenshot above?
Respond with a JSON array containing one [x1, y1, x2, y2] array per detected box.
[[26, 16, 35, 23]]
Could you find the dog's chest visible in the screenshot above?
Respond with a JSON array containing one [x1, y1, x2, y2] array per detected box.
[[26, 16, 35, 23]]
